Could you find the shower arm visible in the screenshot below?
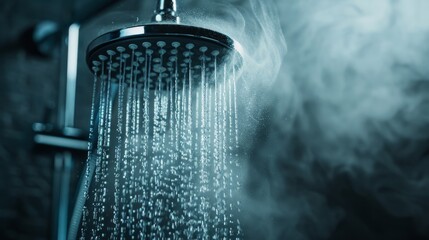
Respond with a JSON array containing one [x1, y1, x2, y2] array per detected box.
[[152, 0, 180, 23]]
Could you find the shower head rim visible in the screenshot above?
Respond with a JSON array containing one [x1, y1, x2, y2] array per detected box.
[[86, 23, 243, 67]]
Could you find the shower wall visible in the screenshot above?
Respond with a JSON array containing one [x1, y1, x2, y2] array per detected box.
[[0, 0, 63, 239]]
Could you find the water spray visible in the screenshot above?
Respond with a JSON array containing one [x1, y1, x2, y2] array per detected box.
[[69, 0, 244, 239]]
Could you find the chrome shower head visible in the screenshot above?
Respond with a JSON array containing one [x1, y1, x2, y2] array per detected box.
[[86, 1, 243, 90]]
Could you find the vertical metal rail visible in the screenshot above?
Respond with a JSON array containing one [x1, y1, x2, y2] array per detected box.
[[52, 23, 80, 240], [28, 2, 132, 239]]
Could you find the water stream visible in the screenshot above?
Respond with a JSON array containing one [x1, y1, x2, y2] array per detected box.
[[80, 42, 242, 239]]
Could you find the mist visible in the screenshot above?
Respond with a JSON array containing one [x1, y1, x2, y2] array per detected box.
[[181, 0, 429, 239], [79, 0, 429, 239]]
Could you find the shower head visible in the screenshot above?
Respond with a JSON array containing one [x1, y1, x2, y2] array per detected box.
[[86, 1, 243, 90], [70, 2, 244, 240]]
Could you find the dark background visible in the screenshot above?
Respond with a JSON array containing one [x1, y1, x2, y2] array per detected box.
[[1, 0, 429, 239], [0, 0, 65, 239], [0, 1, 147, 239]]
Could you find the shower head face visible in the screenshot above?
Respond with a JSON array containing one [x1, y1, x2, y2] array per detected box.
[[87, 24, 242, 90]]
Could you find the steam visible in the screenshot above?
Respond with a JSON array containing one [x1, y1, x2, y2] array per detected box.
[[81, 0, 429, 238], [237, 0, 429, 239], [185, 0, 429, 239]]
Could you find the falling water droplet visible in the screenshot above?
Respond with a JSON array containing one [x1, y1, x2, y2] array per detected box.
[[80, 44, 242, 239]]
